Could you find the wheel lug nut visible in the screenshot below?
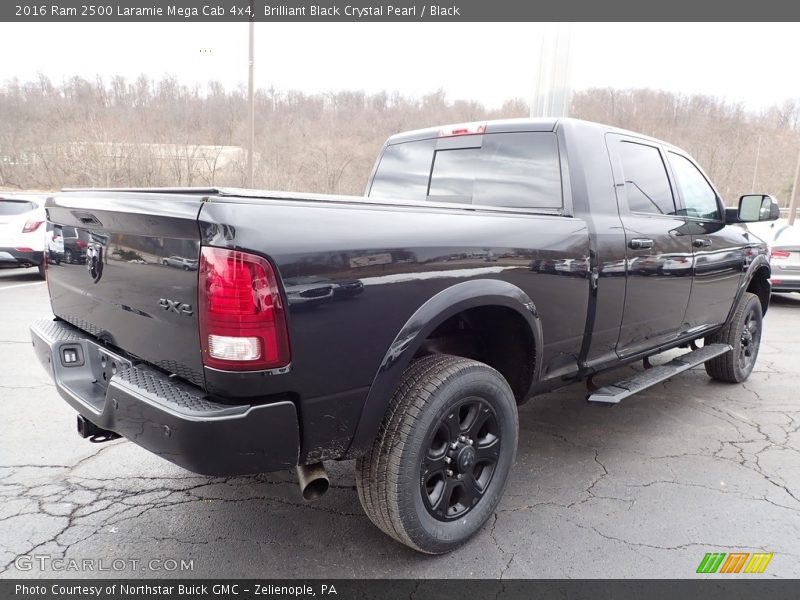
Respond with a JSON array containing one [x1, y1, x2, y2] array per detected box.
[[446, 469, 454, 477], [467, 439, 473, 446], [450, 442, 458, 450], [444, 457, 451, 464]]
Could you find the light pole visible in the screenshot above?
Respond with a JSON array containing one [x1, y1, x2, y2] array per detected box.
[[246, 6, 255, 188], [751, 135, 761, 193], [530, 23, 573, 119], [789, 147, 800, 226]]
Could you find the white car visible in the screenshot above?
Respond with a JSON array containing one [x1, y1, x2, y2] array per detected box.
[[0, 194, 47, 278]]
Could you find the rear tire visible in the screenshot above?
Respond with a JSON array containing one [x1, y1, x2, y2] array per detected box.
[[356, 354, 518, 554], [37, 263, 45, 280], [704, 292, 762, 383]]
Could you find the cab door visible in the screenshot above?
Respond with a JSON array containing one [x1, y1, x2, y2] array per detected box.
[[665, 151, 746, 331], [608, 135, 695, 358]]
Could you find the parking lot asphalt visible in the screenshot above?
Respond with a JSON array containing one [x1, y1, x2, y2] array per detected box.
[[0, 265, 798, 579]]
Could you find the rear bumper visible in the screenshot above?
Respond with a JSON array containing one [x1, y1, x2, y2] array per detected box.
[[770, 273, 800, 292], [771, 282, 800, 292], [0, 248, 43, 268], [30, 318, 300, 475]]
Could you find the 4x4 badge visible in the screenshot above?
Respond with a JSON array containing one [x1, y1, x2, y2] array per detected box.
[[158, 298, 194, 316]]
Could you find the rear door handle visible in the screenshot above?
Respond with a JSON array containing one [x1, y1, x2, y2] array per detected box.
[[693, 238, 712, 248], [628, 238, 654, 250]]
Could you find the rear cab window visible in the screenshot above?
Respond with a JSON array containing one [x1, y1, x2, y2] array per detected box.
[[369, 132, 563, 210]]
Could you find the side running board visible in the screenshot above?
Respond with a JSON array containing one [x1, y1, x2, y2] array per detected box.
[[587, 343, 732, 405]]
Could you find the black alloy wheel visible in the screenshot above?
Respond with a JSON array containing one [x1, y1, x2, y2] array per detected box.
[[705, 291, 763, 383], [421, 397, 501, 521], [737, 303, 760, 374]]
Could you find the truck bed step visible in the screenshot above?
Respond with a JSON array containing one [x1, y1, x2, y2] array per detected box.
[[587, 343, 732, 405]]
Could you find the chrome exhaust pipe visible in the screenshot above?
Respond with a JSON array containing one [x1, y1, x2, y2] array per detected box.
[[295, 462, 330, 501]]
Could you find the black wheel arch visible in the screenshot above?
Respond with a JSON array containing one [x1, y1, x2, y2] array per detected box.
[[736, 255, 771, 318], [345, 279, 542, 457]]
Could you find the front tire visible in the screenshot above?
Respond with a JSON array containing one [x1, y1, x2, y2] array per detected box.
[[704, 292, 762, 383], [356, 354, 518, 554]]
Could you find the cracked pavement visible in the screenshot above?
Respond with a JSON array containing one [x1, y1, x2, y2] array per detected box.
[[1, 267, 799, 578]]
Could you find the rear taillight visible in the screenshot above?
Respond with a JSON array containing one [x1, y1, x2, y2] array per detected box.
[[75, 239, 88, 249], [22, 220, 44, 233], [771, 249, 791, 260], [198, 247, 290, 371]]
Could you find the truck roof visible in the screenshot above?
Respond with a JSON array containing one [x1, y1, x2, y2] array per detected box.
[[384, 117, 680, 152], [386, 117, 559, 144]]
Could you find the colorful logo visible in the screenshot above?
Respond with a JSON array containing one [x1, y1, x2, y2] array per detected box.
[[696, 552, 773, 574]]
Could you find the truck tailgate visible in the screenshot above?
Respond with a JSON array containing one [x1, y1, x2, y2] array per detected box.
[[45, 191, 206, 388]]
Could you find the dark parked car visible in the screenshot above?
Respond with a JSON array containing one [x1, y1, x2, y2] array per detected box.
[[283, 276, 364, 308], [31, 118, 777, 553], [283, 276, 337, 307], [60, 225, 91, 264]]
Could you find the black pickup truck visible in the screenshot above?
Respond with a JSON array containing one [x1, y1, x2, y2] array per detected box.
[[31, 118, 779, 553]]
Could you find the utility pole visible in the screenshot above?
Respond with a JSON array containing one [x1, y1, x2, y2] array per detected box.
[[246, 5, 255, 188], [789, 147, 800, 226], [751, 135, 761, 193]]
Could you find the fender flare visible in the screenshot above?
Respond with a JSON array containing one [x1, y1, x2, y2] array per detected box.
[[346, 278, 543, 455], [728, 254, 771, 321]]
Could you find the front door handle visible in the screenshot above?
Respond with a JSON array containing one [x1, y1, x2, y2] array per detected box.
[[628, 238, 654, 250], [693, 238, 712, 248]]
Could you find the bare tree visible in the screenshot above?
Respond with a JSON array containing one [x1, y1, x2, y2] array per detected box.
[[1, 76, 798, 204]]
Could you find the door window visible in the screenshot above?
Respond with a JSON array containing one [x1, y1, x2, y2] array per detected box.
[[616, 141, 677, 216], [668, 152, 721, 220]]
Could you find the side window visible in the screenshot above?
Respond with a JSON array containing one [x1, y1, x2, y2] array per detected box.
[[616, 141, 676, 216], [369, 139, 436, 202], [668, 152, 721, 220]]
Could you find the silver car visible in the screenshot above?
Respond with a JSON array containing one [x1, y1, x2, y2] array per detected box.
[[747, 219, 800, 293], [161, 255, 199, 271]]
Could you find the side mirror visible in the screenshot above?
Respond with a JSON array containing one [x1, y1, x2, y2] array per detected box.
[[736, 194, 780, 222]]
